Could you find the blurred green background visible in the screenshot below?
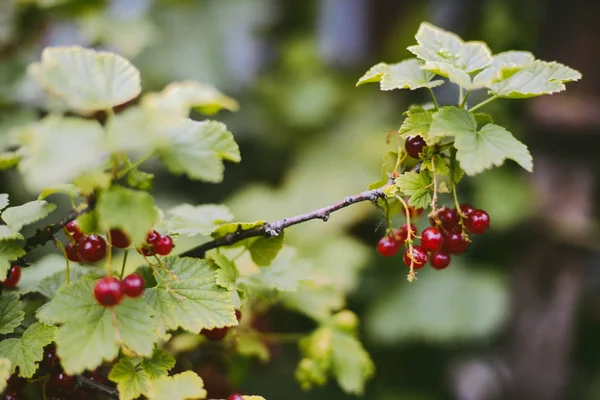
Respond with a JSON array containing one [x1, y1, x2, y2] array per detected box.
[[1, 0, 599, 399]]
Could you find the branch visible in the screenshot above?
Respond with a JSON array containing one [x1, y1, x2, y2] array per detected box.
[[182, 183, 391, 258], [76, 375, 119, 399]]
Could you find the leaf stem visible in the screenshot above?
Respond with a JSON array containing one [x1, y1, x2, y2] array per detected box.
[[460, 90, 471, 108], [469, 95, 498, 112], [119, 249, 129, 280], [458, 86, 463, 105], [115, 153, 154, 180], [54, 239, 70, 285], [427, 88, 439, 111], [106, 230, 113, 274]]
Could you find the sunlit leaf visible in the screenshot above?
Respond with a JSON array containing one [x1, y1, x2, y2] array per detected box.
[[2, 200, 56, 232], [357, 59, 444, 90], [0, 323, 56, 378]]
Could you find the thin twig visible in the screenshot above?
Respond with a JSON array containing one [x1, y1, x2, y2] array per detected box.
[[182, 183, 392, 258], [76, 375, 119, 399]]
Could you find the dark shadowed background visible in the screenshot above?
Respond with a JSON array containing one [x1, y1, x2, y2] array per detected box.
[[1, 0, 599, 399]]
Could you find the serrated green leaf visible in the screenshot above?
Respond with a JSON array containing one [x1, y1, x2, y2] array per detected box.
[[331, 330, 374, 395], [473, 51, 535, 86], [0, 226, 23, 241], [237, 332, 270, 362], [394, 171, 433, 209], [109, 357, 152, 400], [144, 257, 237, 337], [0, 241, 25, 280], [0, 293, 24, 334], [140, 348, 175, 379], [163, 204, 233, 236], [97, 185, 158, 244], [251, 247, 311, 292], [37, 265, 88, 298], [76, 211, 100, 236], [147, 371, 207, 400], [211, 253, 239, 291], [0, 152, 19, 170], [357, 59, 444, 90], [73, 170, 112, 195], [473, 113, 494, 126], [2, 200, 56, 231], [0, 195, 8, 211], [37, 278, 158, 374], [212, 221, 265, 238], [143, 80, 239, 117], [16, 116, 107, 193], [159, 119, 240, 183], [0, 358, 11, 393], [488, 60, 582, 98], [428, 107, 532, 174], [0, 322, 56, 378], [398, 109, 440, 145], [126, 166, 154, 191], [249, 233, 284, 267], [37, 184, 79, 201], [15, 254, 67, 295], [28, 46, 141, 112], [421, 153, 449, 176]]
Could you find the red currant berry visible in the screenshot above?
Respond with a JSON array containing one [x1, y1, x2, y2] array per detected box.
[[430, 251, 451, 270], [465, 209, 490, 234], [121, 274, 145, 298], [146, 230, 160, 244], [78, 235, 107, 262], [438, 206, 459, 231], [3, 265, 21, 289], [376, 236, 399, 257], [458, 203, 475, 217], [228, 395, 244, 400], [202, 327, 229, 341], [402, 245, 428, 269], [402, 202, 423, 219], [65, 242, 81, 263], [93, 277, 124, 307], [405, 135, 427, 158], [51, 372, 75, 391], [420, 227, 444, 252], [235, 309, 242, 322], [153, 235, 174, 256], [109, 229, 131, 249], [399, 223, 418, 241], [443, 232, 470, 254], [65, 220, 83, 242]]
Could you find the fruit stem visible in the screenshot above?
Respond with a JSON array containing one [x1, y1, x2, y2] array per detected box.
[[427, 87, 440, 110], [106, 230, 113, 274], [55, 238, 70, 284], [119, 249, 129, 280], [469, 95, 498, 112], [451, 181, 467, 234], [430, 155, 438, 211], [396, 196, 418, 282]]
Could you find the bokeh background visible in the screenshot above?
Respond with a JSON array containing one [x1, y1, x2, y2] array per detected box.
[[1, 0, 600, 399]]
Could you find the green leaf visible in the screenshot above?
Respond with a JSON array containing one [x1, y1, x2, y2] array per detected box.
[[394, 171, 433, 209], [0, 322, 56, 378], [37, 278, 158, 374], [144, 257, 237, 337], [408, 22, 492, 72], [252, 247, 311, 292], [28, 46, 141, 112], [212, 221, 264, 238], [282, 282, 345, 322], [147, 371, 207, 400], [73, 170, 112, 195], [0, 195, 8, 211], [16, 116, 107, 193], [126, 165, 154, 191], [37, 265, 88, 298], [356, 59, 444, 90], [37, 184, 80, 201], [211, 253, 239, 291], [140, 348, 175, 379], [0, 358, 11, 393], [97, 185, 158, 244], [143, 80, 239, 116], [331, 330, 375, 395], [162, 204, 233, 236], [249, 233, 285, 267], [109, 357, 153, 400], [15, 254, 69, 295], [428, 107, 532, 174], [2, 200, 56, 232], [0, 152, 20, 170], [0, 293, 24, 334], [159, 119, 240, 183], [0, 226, 23, 242], [237, 332, 270, 362], [488, 60, 582, 98], [398, 109, 439, 145], [368, 151, 396, 190], [473, 51, 535, 86], [0, 241, 25, 280]]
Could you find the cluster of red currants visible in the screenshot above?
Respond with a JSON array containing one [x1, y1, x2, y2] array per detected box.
[[3, 345, 105, 400], [201, 310, 242, 341], [64, 221, 127, 263], [2, 265, 21, 289], [136, 230, 174, 257], [377, 204, 490, 270], [93, 273, 145, 307]]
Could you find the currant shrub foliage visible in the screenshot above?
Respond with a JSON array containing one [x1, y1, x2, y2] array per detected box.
[[0, 22, 580, 399]]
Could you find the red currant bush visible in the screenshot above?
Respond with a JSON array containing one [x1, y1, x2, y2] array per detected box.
[[93, 277, 124, 306], [465, 209, 491, 234], [78, 235, 107, 262], [3, 265, 21, 289], [403, 245, 428, 269], [405, 135, 426, 158], [376, 236, 399, 257], [121, 274, 145, 298]]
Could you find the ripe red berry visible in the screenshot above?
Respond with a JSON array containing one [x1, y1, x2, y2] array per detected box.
[[458, 203, 475, 217], [153, 235, 174, 256], [405, 135, 427, 158], [399, 223, 417, 241], [402, 202, 423, 219], [420, 227, 444, 252], [93, 277, 124, 306], [65, 220, 83, 242], [443, 232, 470, 254], [3, 265, 21, 289], [146, 230, 160, 244], [376, 236, 399, 257], [202, 327, 229, 341], [51, 372, 75, 390], [402, 245, 428, 269], [109, 229, 131, 249], [121, 274, 145, 298], [235, 309, 242, 322], [65, 242, 81, 263], [228, 395, 244, 400], [430, 251, 451, 270], [78, 235, 107, 262], [438, 206, 459, 231], [465, 209, 490, 234]]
